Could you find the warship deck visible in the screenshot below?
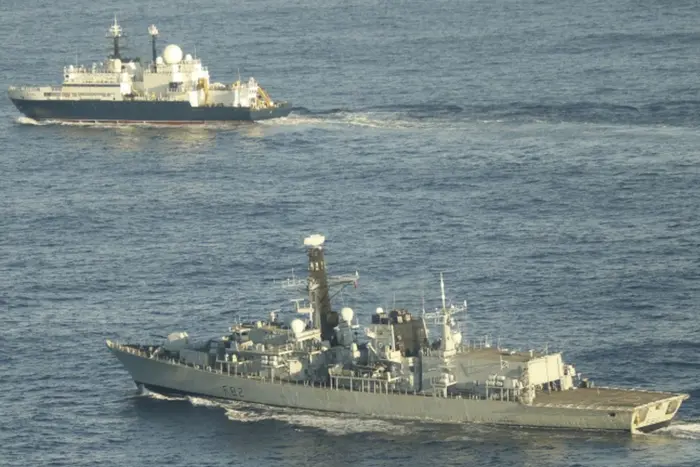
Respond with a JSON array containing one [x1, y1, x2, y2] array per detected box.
[[460, 346, 539, 363], [533, 387, 687, 410]]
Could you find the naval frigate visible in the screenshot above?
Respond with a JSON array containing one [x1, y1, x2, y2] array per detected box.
[[8, 19, 291, 123], [106, 235, 688, 433]]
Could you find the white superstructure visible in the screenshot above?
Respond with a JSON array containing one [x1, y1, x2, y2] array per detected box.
[[8, 20, 282, 110]]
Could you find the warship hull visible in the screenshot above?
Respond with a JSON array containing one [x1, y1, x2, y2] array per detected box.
[[10, 97, 292, 123], [107, 341, 685, 433]]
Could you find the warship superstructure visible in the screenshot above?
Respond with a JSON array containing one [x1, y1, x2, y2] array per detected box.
[[8, 19, 291, 123], [107, 235, 688, 433]]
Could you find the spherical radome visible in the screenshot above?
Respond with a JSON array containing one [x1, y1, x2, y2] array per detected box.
[[340, 307, 354, 323], [290, 319, 305, 336], [162, 44, 183, 64]]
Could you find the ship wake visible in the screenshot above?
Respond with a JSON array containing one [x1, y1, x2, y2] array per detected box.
[[264, 106, 464, 131], [139, 386, 188, 402], [652, 421, 700, 440], [141, 388, 409, 436], [223, 402, 410, 436], [263, 111, 423, 130]]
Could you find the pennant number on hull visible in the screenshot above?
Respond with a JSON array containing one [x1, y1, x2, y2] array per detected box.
[[222, 386, 244, 398]]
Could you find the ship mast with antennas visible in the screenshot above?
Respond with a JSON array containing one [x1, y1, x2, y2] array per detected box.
[[304, 234, 336, 342], [107, 17, 124, 59], [422, 272, 468, 357], [439, 272, 456, 359], [296, 234, 359, 343]]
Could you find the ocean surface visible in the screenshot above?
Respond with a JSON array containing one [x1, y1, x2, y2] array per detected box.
[[2, 0, 700, 465]]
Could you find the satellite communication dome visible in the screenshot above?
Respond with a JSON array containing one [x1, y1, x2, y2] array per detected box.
[[155, 56, 164, 65], [290, 319, 305, 336], [340, 307, 354, 323], [184, 53, 193, 62], [162, 44, 183, 64]]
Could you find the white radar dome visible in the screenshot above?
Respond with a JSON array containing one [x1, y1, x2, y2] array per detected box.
[[290, 319, 305, 336], [184, 53, 193, 62], [340, 307, 354, 323], [155, 56, 164, 65], [162, 44, 183, 64]]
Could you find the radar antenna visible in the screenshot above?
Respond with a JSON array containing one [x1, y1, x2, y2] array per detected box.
[[422, 273, 468, 326]]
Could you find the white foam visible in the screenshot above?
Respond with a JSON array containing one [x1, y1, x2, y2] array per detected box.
[[139, 387, 187, 401], [187, 396, 222, 408], [223, 402, 409, 436], [259, 111, 422, 130], [655, 422, 700, 440], [143, 391, 187, 401], [257, 115, 320, 126], [16, 116, 41, 125]]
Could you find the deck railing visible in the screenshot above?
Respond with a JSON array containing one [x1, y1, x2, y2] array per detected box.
[[111, 342, 498, 401]]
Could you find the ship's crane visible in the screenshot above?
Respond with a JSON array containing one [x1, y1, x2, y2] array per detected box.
[[257, 86, 273, 107], [197, 78, 210, 105]]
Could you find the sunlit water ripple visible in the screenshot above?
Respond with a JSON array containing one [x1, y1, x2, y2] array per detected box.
[[2, 0, 699, 466]]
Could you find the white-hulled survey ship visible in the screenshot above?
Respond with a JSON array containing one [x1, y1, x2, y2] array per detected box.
[[107, 235, 688, 433], [8, 19, 291, 123]]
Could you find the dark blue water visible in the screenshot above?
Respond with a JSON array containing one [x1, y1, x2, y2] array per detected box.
[[2, 0, 700, 465]]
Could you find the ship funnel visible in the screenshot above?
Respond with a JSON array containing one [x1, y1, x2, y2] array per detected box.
[[148, 25, 159, 64], [303, 234, 337, 342]]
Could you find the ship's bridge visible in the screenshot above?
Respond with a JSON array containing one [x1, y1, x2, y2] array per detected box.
[[61, 60, 137, 96]]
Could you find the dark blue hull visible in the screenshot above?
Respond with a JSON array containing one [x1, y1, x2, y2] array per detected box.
[[10, 98, 292, 123]]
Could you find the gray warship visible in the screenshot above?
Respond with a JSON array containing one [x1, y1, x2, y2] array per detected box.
[[107, 235, 688, 433], [8, 19, 291, 123]]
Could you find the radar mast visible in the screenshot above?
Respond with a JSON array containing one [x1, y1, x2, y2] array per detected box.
[[107, 16, 124, 59]]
